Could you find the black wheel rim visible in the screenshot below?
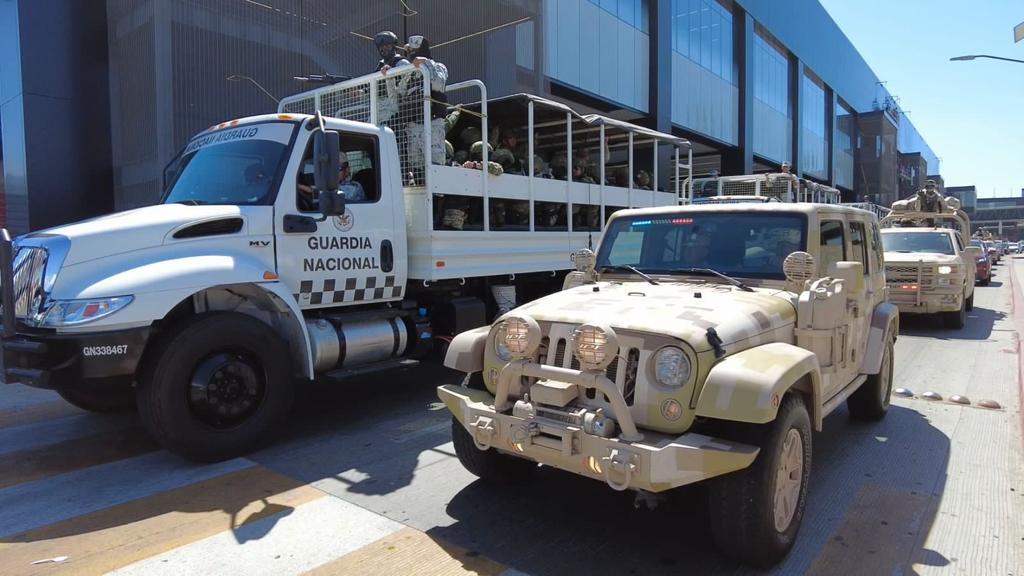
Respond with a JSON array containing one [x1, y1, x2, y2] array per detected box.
[[188, 352, 266, 429]]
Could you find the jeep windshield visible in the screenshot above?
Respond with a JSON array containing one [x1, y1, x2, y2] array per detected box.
[[596, 212, 808, 281], [881, 231, 955, 255], [162, 121, 296, 206]]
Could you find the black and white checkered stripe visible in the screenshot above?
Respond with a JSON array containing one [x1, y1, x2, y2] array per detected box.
[[295, 276, 403, 305]]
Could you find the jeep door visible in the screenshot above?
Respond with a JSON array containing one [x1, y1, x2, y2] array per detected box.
[[275, 122, 408, 308]]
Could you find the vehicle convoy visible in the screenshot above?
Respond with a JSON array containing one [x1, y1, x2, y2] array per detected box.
[[0, 67, 692, 461], [879, 193, 980, 329], [439, 189, 898, 567]]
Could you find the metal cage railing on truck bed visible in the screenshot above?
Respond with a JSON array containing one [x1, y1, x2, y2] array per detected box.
[[687, 173, 842, 204]]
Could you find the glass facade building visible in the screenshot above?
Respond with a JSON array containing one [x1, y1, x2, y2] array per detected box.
[[0, 0, 942, 232]]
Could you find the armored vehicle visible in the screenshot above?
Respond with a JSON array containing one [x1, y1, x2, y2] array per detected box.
[[439, 201, 897, 567], [879, 195, 980, 329]]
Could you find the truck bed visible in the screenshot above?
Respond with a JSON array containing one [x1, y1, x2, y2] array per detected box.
[[405, 165, 677, 281]]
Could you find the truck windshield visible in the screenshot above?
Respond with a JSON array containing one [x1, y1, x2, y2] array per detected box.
[[881, 232, 955, 255], [162, 122, 296, 206], [596, 212, 807, 281]]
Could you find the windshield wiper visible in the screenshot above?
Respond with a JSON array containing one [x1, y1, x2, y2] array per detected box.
[[599, 264, 659, 285], [669, 268, 754, 292], [174, 199, 207, 206]]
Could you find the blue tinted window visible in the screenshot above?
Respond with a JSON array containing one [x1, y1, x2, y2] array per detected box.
[[672, 0, 734, 84]]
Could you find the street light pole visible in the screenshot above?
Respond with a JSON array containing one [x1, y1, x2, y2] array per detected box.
[[950, 54, 1024, 65]]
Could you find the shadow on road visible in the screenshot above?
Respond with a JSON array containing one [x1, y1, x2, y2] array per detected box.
[[899, 305, 1006, 341], [431, 403, 952, 576]]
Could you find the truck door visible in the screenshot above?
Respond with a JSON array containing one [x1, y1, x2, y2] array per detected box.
[[275, 124, 408, 308]]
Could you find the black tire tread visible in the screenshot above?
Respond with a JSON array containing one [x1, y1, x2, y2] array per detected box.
[[136, 312, 294, 462], [707, 395, 812, 568], [848, 337, 893, 421]]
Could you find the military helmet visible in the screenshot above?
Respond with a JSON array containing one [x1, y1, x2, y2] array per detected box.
[[470, 140, 493, 160], [459, 126, 482, 148], [492, 148, 515, 169], [374, 31, 400, 59]]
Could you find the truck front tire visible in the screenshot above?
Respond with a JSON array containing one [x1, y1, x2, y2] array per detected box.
[[137, 313, 294, 462], [451, 417, 536, 483], [707, 394, 812, 568], [943, 298, 966, 329]]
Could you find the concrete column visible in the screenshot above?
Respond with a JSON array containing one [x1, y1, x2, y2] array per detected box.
[[722, 10, 753, 176], [792, 59, 804, 177], [0, 0, 114, 234]]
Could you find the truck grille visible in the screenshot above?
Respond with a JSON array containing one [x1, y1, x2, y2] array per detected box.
[[7, 247, 47, 319], [545, 334, 637, 404], [886, 264, 935, 289]]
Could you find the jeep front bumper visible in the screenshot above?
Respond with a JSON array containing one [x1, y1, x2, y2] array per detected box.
[[438, 361, 759, 493]]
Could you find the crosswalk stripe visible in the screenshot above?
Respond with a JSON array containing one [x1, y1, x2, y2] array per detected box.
[[108, 496, 404, 576], [304, 527, 510, 576], [0, 453, 254, 538], [0, 400, 85, 430], [0, 466, 325, 576], [0, 427, 158, 490], [0, 412, 138, 457]]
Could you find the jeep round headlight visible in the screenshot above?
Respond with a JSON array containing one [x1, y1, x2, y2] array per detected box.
[[495, 315, 541, 359], [653, 346, 690, 387], [937, 265, 953, 275], [571, 323, 618, 371]]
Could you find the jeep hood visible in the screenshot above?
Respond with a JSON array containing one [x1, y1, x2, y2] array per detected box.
[[27, 204, 249, 266], [509, 281, 796, 352]]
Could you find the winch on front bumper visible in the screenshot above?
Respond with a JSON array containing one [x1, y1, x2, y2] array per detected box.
[[438, 359, 759, 493]]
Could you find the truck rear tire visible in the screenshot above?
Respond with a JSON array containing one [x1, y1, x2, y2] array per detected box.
[[137, 313, 295, 462], [57, 377, 136, 413], [451, 417, 535, 483], [848, 336, 893, 421], [707, 394, 812, 568], [943, 299, 966, 330]]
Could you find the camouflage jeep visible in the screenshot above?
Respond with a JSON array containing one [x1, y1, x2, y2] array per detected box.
[[438, 203, 898, 568]]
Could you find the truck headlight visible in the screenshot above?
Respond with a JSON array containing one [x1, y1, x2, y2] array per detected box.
[[39, 296, 134, 327], [571, 323, 618, 371], [652, 346, 690, 387], [495, 315, 541, 359], [937, 265, 954, 274]]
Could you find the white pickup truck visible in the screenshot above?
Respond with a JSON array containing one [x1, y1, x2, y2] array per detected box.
[[0, 67, 691, 461]]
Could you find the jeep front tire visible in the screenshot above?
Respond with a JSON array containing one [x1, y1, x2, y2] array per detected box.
[[137, 313, 295, 462], [848, 336, 893, 421], [708, 394, 812, 568]]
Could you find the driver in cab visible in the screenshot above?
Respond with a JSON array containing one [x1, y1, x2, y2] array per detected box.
[[298, 150, 366, 210], [680, 229, 713, 268]]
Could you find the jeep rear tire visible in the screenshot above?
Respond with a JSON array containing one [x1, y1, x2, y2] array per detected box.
[[451, 417, 535, 483], [943, 299, 966, 329], [848, 336, 893, 421], [137, 313, 294, 462], [708, 394, 812, 568], [58, 377, 136, 413]]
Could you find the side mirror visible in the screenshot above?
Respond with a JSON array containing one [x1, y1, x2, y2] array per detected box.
[[313, 129, 340, 195], [318, 189, 346, 218]]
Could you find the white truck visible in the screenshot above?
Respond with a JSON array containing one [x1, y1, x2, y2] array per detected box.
[[0, 67, 690, 461]]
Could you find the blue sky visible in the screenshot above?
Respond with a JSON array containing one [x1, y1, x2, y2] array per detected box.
[[819, 0, 1024, 198]]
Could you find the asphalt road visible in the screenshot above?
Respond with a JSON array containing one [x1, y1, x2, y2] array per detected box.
[[1, 260, 1022, 575]]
